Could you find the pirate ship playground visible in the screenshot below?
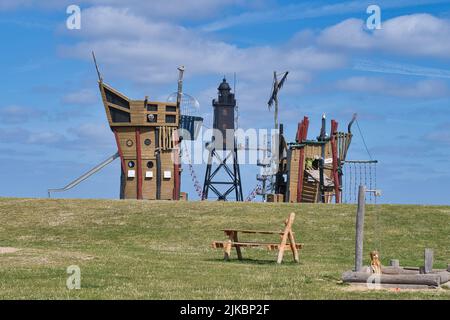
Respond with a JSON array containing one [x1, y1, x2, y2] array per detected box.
[[44, 55, 450, 290], [48, 54, 378, 205]]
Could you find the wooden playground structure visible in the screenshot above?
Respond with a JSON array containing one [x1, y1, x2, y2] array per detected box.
[[99, 81, 182, 200], [268, 114, 356, 204], [211, 212, 303, 263], [47, 56, 380, 206], [48, 56, 198, 200]]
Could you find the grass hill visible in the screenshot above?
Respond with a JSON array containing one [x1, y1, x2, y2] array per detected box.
[[0, 198, 449, 299]]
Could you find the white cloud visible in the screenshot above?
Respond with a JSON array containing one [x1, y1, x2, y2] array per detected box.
[[0, 126, 67, 145], [0, 105, 45, 123], [58, 6, 345, 87], [318, 14, 450, 59], [89, 0, 244, 20], [318, 18, 373, 49], [376, 14, 450, 58], [0, 0, 246, 21], [336, 76, 450, 98], [62, 88, 98, 105], [68, 122, 110, 144], [0, 121, 112, 150], [353, 59, 450, 79], [200, 0, 449, 32], [26, 131, 66, 144]]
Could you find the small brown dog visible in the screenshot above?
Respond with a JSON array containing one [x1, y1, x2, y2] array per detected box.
[[370, 251, 382, 274]]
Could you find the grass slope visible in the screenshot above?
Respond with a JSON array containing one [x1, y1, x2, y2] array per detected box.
[[0, 198, 449, 299]]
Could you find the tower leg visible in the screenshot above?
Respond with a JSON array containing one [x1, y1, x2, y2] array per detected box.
[[202, 148, 214, 200], [203, 146, 243, 202], [233, 147, 243, 201]]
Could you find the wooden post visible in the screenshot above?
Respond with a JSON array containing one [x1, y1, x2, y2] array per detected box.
[[277, 213, 295, 264], [288, 232, 299, 263], [296, 117, 309, 203], [390, 259, 400, 268], [224, 240, 232, 261], [424, 248, 433, 274], [135, 128, 143, 200], [330, 120, 340, 203], [172, 128, 181, 200], [232, 231, 243, 261], [355, 185, 366, 272]]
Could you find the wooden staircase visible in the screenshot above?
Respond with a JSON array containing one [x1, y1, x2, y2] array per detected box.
[[301, 176, 319, 203]]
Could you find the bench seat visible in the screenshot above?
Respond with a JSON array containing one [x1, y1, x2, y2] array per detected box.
[[212, 240, 303, 251], [221, 229, 295, 235]]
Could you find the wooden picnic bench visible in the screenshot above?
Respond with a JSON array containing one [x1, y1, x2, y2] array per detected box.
[[211, 212, 303, 264]]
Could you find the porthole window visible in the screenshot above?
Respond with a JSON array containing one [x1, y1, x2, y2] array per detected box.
[[126, 139, 133, 147], [144, 139, 151, 146], [147, 161, 154, 169], [128, 161, 135, 168], [147, 114, 157, 122]]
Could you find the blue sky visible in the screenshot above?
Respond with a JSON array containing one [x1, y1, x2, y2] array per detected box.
[[0, 0, 449, 204]]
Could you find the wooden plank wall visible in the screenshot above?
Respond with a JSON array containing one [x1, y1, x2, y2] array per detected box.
[[301, 176, 319, 203], [287, 141, 334, 203], [99, 82, 180, 200], [287, 149, 300, 202]]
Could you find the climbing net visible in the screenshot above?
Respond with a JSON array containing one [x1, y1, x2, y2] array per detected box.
[[342, 160, 378, 204], [245, 184, 262, 202], [182, 140, 204, 199]]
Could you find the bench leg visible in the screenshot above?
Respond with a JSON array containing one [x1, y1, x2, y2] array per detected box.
[[277, 246, 286, 264], [277, 212, 296, 264], [288, 232, 299, 263], [232, 232, 243, 260], [277, 234, 287, 264], [224, 240, 232, 261]]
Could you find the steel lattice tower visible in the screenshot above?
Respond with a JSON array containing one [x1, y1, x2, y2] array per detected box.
[[202, 78, 243, 201]]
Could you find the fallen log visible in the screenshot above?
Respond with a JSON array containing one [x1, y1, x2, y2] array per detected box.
[[435, 271, 450, 284], [381, 266, 418, 275], [342, 271, 441, 287]]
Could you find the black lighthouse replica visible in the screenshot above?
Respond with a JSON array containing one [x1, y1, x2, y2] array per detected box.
[[202, 78, 243, 201]]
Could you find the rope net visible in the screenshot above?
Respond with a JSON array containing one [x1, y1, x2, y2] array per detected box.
[[342, 160, 378, 204]]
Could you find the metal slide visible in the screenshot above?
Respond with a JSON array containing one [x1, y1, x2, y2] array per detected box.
[[48, 152, 119, 198]]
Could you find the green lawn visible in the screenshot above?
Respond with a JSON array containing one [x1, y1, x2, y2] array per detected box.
[[0, 198, 449, 299]]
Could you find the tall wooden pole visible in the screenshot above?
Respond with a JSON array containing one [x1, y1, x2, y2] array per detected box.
[[355, 185, 366, 272], [330, 120, 340, 203], [273, 71, 279, 131], [272, 72, 279, 190], [173, 66, 184, 200], [319, 114, 326, 203]]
